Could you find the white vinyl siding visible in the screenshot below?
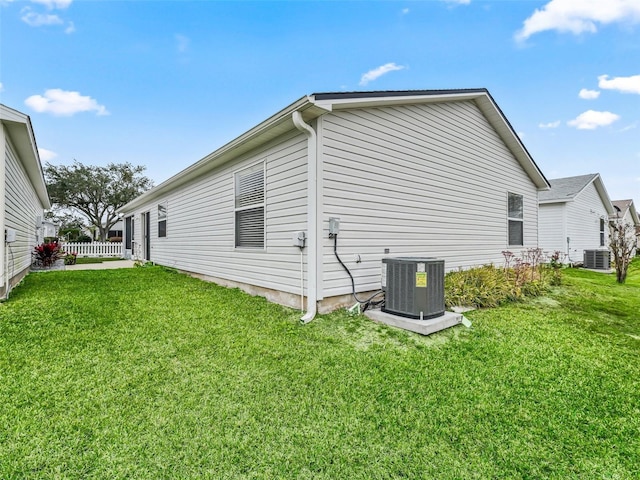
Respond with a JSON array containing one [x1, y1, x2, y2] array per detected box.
[[319, 100, 539, 298], [538, 203, 567, 258], [124, 130, 308, 295], [4, 137, 45, 275], [565, 182, 610, 262]]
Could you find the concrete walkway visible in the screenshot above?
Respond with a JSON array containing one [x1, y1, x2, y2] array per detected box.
[[65, 260, 136, 271]]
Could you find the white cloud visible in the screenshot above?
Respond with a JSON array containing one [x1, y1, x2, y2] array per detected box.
[[0, 82, 4, 92], [25, 89, 109, 116], [620, 122, 638, 132], [175, 34, 190, 53], [20, 1, 74, 31], [567, 110, 620, 130], [31, 0, 72, 9], [359, 63, 406, 86], [539, 120, 561, 129], [21, 8, 63, 26], [579, 88, 600, 99], [598, 74, 640, 94], [38, 148, 58, 161], [401, 8, 410, 15], [442, 0, 471, 4], [515, 0, 640, 41]]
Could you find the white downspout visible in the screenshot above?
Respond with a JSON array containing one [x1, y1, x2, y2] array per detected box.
[[0, 125, 7, 300], [292, 111, 317, 323]]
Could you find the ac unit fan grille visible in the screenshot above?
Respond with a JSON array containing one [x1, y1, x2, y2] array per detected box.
[[382, 257, 445, 319], [583, 250, 610, 270]]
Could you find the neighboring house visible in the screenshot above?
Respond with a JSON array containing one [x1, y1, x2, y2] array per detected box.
[[107, 219, 123, 239], [42, 220, 58, 239], [611, 199, 640, 257], [120, 89, 550, 319], [538, 173, 615, 263], [1, 104, 51, 298]]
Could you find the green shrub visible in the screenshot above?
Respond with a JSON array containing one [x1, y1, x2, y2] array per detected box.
[[445, 249, 561, 309], [76, 234, 92, 243]]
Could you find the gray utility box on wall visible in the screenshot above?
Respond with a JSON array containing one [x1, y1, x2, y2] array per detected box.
[[583, 250, 611, 270], [382, 257, 445, 320]]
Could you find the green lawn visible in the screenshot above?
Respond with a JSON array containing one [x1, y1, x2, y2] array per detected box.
[[1, 262, 639, 479], [74, 257, 123, 264]]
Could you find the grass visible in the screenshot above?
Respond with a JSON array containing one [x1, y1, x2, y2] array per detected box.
[[74, 257, 123, 264], [0, 261, 639, 478]]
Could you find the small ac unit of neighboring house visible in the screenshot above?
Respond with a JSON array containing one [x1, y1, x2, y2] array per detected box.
[[381, 257, 445, 319], [583, 250, 611, 270]]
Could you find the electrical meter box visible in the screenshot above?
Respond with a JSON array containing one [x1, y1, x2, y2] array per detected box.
[[5, 228, 17, 243]]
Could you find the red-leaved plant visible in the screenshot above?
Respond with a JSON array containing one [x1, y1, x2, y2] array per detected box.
[[33, 242, 65, 267]]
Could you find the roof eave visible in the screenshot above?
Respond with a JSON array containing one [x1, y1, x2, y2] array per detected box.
[[539, 198, 573, 205], [591, 174, 616, 215], [120, 89, 551, 212], [120, 96, 330, 213], [1, 105, 51, 209]]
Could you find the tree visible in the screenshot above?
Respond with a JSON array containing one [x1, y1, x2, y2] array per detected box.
[[45, 206, 87, 241], [45, 161, 153, 241], [609, 220, 638, 284]]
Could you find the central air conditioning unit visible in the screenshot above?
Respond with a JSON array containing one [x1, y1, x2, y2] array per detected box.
[[583, 250, 610, 270], [381, 257, 445, 319]]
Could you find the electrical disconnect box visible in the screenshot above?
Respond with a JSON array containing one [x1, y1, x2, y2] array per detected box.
[[292, 231, 306, 247], [329, 217, 340, 237], [5, 228, 16, 243]]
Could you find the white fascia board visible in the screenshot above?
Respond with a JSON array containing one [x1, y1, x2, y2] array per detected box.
[[311, 91, 483, 111], [590, 174, 615, 216], [120, 96, 330, 213], [474, 95, 550, 191]]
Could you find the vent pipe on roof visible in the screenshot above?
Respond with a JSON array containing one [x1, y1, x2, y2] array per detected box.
[[292, 111, 318, 324]]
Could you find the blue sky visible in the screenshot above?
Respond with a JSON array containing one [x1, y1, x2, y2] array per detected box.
[[1, 0, 639, 202]]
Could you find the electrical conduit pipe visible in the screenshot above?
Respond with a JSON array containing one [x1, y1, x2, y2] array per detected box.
[[292, 111, 317, 323]]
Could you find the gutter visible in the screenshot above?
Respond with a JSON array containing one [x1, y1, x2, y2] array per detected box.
[[292, 111, 317, 323], [1, 124, 6, 300]]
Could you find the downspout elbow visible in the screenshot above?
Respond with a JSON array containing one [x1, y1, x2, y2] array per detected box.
[[293, 111, 317, 324]]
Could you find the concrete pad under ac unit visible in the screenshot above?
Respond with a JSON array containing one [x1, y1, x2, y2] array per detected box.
[[365, 309, 466, 336]]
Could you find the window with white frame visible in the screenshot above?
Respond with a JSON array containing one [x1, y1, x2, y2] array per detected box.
[[508, 192, 524, 246], [234, 162, 265, 248], [600, 218, 605, 247], [158, 202, 167, 238]]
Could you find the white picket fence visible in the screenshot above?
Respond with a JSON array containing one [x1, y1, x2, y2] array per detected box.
[[61, 242, 123, 258]]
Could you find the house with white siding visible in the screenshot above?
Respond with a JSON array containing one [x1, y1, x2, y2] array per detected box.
[[120, 89, 550, 320], [538, 173, 615, 264], [1, 104, 51, 299], [611, 199, 639, 257]]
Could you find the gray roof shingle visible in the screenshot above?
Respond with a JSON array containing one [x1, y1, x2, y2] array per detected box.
[[538, 173, 598, 202]]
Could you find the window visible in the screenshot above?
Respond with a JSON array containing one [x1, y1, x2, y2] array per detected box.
[[508, 192, 524, 246], [158, 202, 167, 238], [235, 162, 265, 248], [600, 218, 605, 247]]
